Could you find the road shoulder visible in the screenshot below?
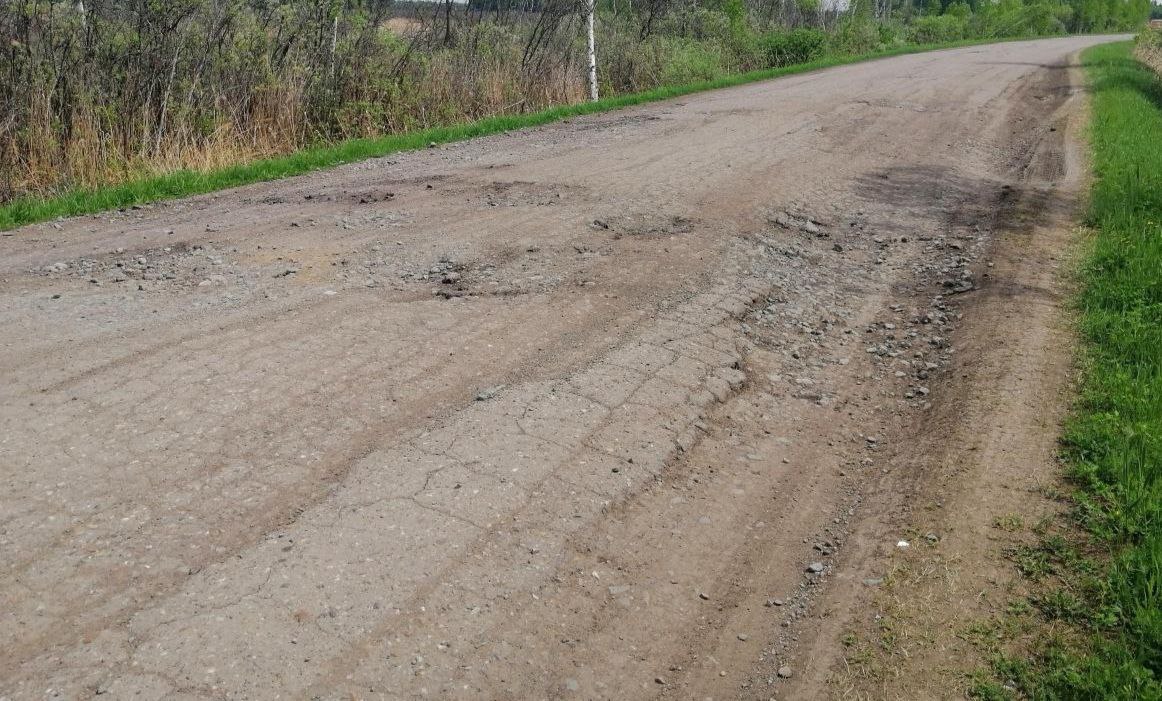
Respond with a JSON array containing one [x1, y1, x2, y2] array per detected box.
[[780, 54, 1092, 700]]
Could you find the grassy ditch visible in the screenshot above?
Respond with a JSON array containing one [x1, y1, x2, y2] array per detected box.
[[971, 39, 1162, 700], [0, 35, 1057, 233]]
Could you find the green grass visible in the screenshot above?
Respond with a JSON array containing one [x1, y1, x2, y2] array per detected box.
[[0, 34, 1065, 232], [988, 40, 1162, 700]]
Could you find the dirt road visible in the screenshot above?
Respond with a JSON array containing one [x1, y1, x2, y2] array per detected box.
[[0, 37, 1115, 699]]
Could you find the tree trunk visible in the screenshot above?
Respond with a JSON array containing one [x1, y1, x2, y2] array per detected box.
[[329, 14, 338, 81], [444, 0, 453, 45], [586, 0, 598, 102]]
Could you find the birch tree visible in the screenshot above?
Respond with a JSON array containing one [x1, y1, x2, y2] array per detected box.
[[585, 0, 598, 101]]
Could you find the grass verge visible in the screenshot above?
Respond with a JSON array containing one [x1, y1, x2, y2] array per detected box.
[[970, 40, 1162, 700], [0, 34, 1063, 232]]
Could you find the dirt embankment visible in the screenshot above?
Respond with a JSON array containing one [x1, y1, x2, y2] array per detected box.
[[0, 36, 1116, 700]]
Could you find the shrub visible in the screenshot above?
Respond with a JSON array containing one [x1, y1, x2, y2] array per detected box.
[[908, 14, 968, 43], [758, 27, 828, 67], [830, 18, 888, 55], [599, 29, 738, 93], [658, 38, 732, 84]]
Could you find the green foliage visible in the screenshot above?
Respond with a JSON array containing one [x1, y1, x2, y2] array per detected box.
[[830, 17, 898, 54], [797, 0, 822, 14], [1065, 0, 1150, 32], [947, 1, 974, 18], [658, 38, 732, 83], [600, 25, 737, 92], [909, 14, 970, 42], [758, 28, 828, 67]]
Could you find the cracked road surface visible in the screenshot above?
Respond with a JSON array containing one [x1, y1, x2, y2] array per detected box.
[[0, 37, 1114, 699]]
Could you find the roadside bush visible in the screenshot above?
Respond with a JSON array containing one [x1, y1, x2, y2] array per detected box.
[[1020, 0, 1072, 35], [601, 29, 737, 93], [946, 1, 973, 18], [909, 15, 969, 43], [599, 28, 668, 93], [658, 38, 733, 84], [662, 6, 734, 42], [830, 17, 891, 55], [879, 22, 907, 46], [758, 27, 828, 67]]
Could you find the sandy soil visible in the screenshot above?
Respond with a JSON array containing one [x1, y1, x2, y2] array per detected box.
[[0, 37, 1117, 700]]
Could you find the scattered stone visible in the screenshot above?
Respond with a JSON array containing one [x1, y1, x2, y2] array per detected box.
[[946, 279, 975, 294], [737, 633, 749, 641], [475, 385, 504, 402], [777, 666, 793, 679], [806, 562, 824, 574]]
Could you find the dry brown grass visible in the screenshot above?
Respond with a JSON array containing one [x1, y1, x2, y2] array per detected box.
[[1136, 29, 1162, 75], [0, 4, 593, 202]]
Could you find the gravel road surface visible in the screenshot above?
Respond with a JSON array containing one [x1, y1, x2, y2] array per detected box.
[[0, 36, 1116, 699]]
